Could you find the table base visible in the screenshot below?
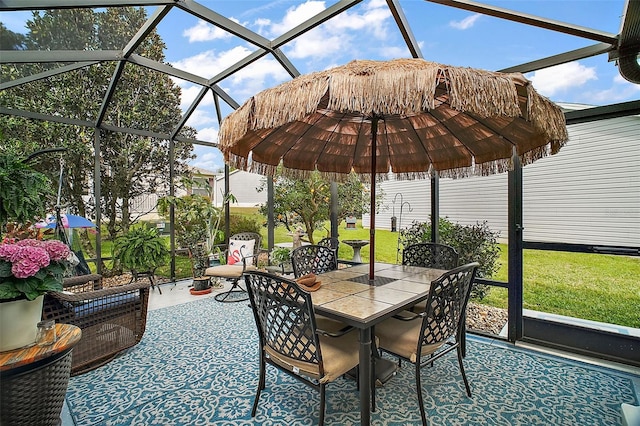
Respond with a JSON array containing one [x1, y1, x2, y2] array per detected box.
[[346, 357, 398, 387], [1, 350, 72, 426]]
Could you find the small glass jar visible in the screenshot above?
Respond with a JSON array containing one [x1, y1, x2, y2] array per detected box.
[[36, 320, 57, 346]]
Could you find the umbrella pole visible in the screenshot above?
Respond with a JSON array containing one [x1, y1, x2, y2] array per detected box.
[[369, 117, 378, 281]]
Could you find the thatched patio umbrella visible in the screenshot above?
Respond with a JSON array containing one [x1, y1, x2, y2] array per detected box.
[[219, 58, 568, 282]]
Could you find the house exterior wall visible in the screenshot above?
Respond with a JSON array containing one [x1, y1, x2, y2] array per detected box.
[[364, 110, 640, 248], [214, 170, 267, 208], [129, 167, 217, 222]]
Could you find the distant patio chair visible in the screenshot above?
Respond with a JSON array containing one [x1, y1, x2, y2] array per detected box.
[[318, 237, 340, 253], [204, 232, 262, 302], [402, 242, 459, 270], [291, 244, 338, 278]]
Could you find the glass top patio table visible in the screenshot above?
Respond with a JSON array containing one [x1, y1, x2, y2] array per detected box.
[[311, 262, 447, 426]]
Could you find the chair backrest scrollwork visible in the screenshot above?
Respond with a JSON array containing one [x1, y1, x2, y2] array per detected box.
[[245, 271, 324, 370], [291, 244, 338, 278], [418, 262, 478, 347], [402, 242, 459, 270]]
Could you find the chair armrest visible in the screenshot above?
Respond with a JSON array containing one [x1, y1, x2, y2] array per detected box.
[[49, 280, 151, 304], [240, 252, 260, 267], [392, 310, 423, 321], [317, 325, 355, 338], [63, 274, 103, 291]]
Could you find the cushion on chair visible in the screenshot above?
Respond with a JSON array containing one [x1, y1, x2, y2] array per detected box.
[[227, 239, 255, 265], [61, 293, 140, 317], [376, 314, 446, 363], [264, 329, 359, 383], [204, 264, 257, 278]]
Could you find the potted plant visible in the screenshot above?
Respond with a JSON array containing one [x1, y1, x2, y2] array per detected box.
[[112, 224, 169, 278], [0, 151, 52, 231], [0, 237, 72, 351], [270, 246, 292, 273]]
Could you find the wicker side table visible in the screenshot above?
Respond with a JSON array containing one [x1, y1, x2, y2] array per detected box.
[[0, 324, 81, 426]]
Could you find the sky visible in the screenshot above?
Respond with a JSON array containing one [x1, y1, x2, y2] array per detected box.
[[2, 0, 638, 172]]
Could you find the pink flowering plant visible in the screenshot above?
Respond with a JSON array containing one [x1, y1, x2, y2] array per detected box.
[[0, 238, 71, 301]]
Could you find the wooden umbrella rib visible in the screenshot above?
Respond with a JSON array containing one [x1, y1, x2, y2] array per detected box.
[[427, 107, 477, 169], [401, 114, 435, 174]]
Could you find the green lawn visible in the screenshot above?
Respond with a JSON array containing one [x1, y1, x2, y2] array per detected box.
[[89, 217, 639, 329], [274, 221, 640, 329]]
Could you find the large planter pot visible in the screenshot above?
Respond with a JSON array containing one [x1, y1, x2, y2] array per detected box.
[[0, 296, 44, 352], [193, 277, 211, 291]]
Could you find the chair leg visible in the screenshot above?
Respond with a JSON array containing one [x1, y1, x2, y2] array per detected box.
[[415, 361, 428, 426], [460, 313, 467, 357], [149, 274, 161, 294], [214, 277, 248, 302], [456, 345, 472, 397], [252, 351, 266, 417], [319, 383, 326, 426]]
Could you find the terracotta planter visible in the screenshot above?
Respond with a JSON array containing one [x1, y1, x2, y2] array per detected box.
[[0, 296, 44, 352]]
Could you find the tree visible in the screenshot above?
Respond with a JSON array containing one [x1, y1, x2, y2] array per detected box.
[[258, 171, 374, 244], [0, 23, 25, 50], [0, 8, 195, 248]]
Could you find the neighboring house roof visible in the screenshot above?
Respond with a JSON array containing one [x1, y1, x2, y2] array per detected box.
[[189, 166, 218, 178]]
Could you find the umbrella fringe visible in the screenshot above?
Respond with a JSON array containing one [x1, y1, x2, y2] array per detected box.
[[446, 67, 521, 118], [218, 100, 253, 151], [520, 145, 550, 167], [527, 85, 569, 143]]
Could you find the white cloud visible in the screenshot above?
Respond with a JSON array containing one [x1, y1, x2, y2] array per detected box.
[[172, 45, 288, 91], [449, 14, 481, 30], [186, 109, 216, 129], [586, 73, 640, 104], [270, 0, 392, 60], [171, 45, 290, 111], [267, 1, 327, 37], [191, 149, 224, 172], [183, 19, 233, 42], [195, 126, 219, 144], [178, 85, 213, 110], [528, 62, 597, 97], [172, 47, 248, 78], [378, 45, 410, 59]]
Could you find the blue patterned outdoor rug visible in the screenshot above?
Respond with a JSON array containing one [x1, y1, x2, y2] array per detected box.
[[65, 297, 638, 425]]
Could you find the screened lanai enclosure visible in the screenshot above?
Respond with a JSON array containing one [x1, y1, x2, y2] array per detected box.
[[1, 0, 638, 368]]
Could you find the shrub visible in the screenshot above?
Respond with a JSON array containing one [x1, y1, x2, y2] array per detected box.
[[400, 217, 501, 300], [219, 215, 262, 242]]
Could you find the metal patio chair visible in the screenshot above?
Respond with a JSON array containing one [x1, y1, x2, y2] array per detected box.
[[402, 242, 459, 270], [318, 237, 340, 253], [204, 232, 262, 302], [244, 271, 359, 426], [375, 262, 479, 426], [291, 244, 338, 278]]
